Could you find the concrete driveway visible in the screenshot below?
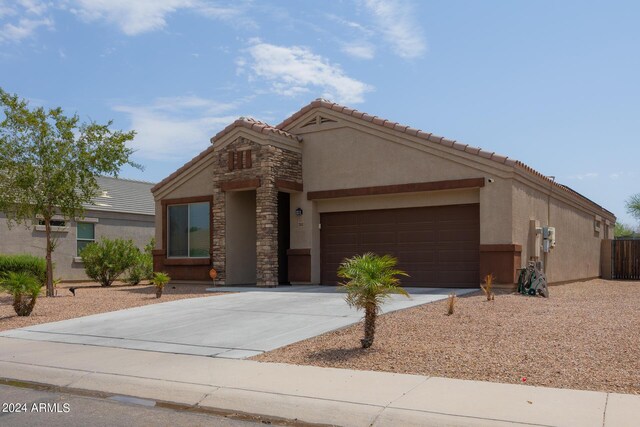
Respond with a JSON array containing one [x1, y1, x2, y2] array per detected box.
[[0, 286, 475, 359]]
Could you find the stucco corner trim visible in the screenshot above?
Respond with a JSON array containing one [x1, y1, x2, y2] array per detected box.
[[220, 178, 261, 192], [480, 244, 522, 253], [164, 258, 210, 266], [307, 178, 485, 200], [286, 248, 311, 256], [276, 179, 303, 192]]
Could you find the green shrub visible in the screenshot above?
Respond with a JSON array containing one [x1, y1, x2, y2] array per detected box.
[[125, 238, 154, 285], [0, 271, 42, 316], [80, 238, 139, 287], [0, 254, 46, 285]]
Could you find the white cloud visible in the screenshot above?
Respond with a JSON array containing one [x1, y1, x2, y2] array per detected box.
[[362, 0, 426, 59], [16, 0, 49, 16], [0, 16, 53, 43], [567, 172, 599, 180], [113, 96, 238, 160], [69, 0, 249, 36], [0, 0, 53, 43], [242, 40, 372, 104], [341, 41, 375, 60], [70, 0, 192, 35]]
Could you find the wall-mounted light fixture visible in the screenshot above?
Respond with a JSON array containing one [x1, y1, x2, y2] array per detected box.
[[295, 208, 303, 217]]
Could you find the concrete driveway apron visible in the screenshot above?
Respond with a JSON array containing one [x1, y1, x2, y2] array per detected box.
[[0, 286, 475, 359]]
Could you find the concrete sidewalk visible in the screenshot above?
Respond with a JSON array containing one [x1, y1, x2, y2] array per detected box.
[[0, 337, 637, 426]]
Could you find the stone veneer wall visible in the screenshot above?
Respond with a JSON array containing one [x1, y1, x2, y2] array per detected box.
[[212, 137, 302, 286]]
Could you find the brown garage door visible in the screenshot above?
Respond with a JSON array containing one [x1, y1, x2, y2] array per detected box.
[[320, 204, 479, 288]]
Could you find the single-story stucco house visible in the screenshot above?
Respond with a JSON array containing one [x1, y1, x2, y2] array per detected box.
[[151, 99, 615, 288], [0, 176, 155, 281]]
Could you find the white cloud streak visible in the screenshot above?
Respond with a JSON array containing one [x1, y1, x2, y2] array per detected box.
[[242, 40, 372, 104], [69, 0, 248, 36], [341, 41, 375, 60], [0, 0, 53, 43], [113, 96, 237, 160], [567, 172, 599, 180], [362, 0, 426, 59]]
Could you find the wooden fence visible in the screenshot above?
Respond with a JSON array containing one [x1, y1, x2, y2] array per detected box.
[[606, 239, 640, 280]]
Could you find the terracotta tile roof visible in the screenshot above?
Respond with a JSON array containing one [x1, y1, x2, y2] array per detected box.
[[277, 99, 614, 217], [209, 116, 302, 144]]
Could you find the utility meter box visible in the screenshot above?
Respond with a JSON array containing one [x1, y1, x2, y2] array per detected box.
[[542, 226, 556, 252]]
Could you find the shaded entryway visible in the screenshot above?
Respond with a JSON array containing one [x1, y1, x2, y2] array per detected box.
[[225, 190, 257, 285]]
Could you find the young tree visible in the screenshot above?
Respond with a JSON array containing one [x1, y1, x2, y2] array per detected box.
[[614, 222, 636, 239], [0, 88, 140, 297], [626, 193, 640, 222]]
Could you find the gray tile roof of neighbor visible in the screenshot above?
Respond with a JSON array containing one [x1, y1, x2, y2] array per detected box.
[[85, 176, 155, 216]]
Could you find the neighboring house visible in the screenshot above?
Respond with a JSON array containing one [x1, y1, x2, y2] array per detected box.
[[151, 99, 615, 288], [0, 177, 155, 281]]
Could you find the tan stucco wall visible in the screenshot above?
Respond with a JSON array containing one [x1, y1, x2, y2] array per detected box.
[[511, 180, 609, 282], [290, 123, 514, 283], [225, 190, 257, 284], [0, 211, 154, 281]]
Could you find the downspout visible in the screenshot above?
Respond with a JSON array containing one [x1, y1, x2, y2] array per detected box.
[[545, 176, 555, 275]]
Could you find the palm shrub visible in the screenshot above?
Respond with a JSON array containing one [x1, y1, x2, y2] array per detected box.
[[80, 238, 139, 287], [1, 272, 42, 316], [337, 253, 409, 349], [150, 272, 170, 298]]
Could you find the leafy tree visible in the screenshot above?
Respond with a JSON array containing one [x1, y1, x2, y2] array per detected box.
[[0, 88, 140, 296], [626, 193, 640, 222], [337, 253, 409, 348], [614, 222, 636, 239], [80, 238, 140, 287]]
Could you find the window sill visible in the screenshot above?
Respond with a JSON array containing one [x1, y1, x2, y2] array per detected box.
[[73, 257, 84, 263], [164, 258, 210, 266], [34, 225, 69, 233]]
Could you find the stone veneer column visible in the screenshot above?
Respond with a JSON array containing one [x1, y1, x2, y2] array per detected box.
[[256, 173, 279, 287], [211, 186, 226, 284]]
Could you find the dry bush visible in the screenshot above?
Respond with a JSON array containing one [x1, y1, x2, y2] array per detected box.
[[481, 274, 495, 301], [446, 292, 457, 315]]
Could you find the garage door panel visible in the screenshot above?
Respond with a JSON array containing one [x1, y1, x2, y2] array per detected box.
[[397, 230, 437, 242], [321, 204, 479, 288], [359, 232, 397, 244], [325, 232, 358, 246], [396, 250, 436, 263]]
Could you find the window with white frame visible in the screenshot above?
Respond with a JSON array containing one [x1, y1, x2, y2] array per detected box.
[[77, 222, 95, 255], [167, 202, 210, 258]]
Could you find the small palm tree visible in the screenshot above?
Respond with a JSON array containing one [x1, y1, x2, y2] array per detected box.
[[150, 272, 170, 298], [338, 253, 409, 348], [0, 272, 42, 316]]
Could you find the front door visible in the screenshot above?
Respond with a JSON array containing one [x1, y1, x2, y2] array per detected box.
[[277, 192, 290, 284]]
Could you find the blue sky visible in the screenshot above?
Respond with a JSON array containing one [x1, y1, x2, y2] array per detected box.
[[1, 0, 639, 225]]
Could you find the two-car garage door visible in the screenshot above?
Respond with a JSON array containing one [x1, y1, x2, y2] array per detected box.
[[320, 204, 479, 288]]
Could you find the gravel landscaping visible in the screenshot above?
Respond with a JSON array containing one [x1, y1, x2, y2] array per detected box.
[[254, 279, 640, 395], [0, 282, 216, 332]]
